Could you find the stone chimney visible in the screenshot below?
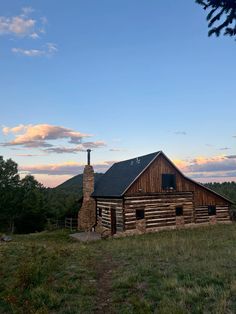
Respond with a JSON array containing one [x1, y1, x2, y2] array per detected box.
[[78, 149, 96, 230]]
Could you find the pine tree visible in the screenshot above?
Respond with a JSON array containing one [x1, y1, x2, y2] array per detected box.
[[196, 0, 236, 37]]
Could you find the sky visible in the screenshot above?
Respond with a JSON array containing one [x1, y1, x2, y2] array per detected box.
[[0, 0, 235, 187]]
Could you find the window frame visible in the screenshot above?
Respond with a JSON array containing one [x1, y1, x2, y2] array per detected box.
[[176, 206, 183, 216], [208, 205, 216, 216], [136, 209, 145, 220], [162, 173, 176, 190]]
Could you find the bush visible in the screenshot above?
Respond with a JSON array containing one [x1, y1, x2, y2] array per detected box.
[[15, 212, 46, 234]]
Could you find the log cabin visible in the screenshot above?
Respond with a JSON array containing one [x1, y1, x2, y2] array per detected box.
[[79, 150, 232, 236]]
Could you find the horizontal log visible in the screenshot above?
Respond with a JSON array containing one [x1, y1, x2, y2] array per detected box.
[[97, 198, 122, 202], [97, 204, 122, 210], [125, 193, 193, 201], [126, 200, 193, 205], [146, 222, 176, 228], [146, 217, 176, 222]]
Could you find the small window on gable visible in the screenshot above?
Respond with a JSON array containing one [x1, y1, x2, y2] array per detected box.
[[176, 206, 183, 216], [208, 205, 216, 216], [162, 174, 176, 190], [98, 208, 102, 217], [136, 209, 145, 220]]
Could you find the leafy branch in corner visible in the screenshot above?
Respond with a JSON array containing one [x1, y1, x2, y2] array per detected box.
[[196, 0, 236, 37]]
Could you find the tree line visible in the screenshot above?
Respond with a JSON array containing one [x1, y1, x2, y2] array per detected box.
[[1, 156, 235, 234], [0, 156, 80, 234]]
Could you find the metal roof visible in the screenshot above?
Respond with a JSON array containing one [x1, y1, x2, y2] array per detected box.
[[92, 151, 161, 197]]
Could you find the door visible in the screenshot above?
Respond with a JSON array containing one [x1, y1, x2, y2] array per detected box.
[[111, 208, 117, 235]]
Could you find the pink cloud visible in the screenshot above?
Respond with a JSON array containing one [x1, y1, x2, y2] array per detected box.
[[2, 124, 92, 147], [19, 160, 115, 176]]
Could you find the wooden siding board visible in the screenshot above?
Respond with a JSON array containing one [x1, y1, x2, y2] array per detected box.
[[125, 154, 229, 206]]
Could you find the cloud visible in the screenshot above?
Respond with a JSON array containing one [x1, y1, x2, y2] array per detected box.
[[0, 15, 35, 37], [30, 32, 39, 39], [12, 43, 58, 57], [109, 148, 126, 152], [12, 47, 44, 57], [0, 8, 57, 57], [219, 147, 231, 151], [188, 156, 236, 173], [20, 160, 115, 176], [2, 124, 26, 135], [0, 7, 40, 38], [174, 155, 236, 181], [1, 124, 92, 148], [15, 154, 45, 157], [21, 7, 34, 16], [46, 43, 58, 54], [45, 141, 106, 154], [226, 155, 236, 159], [174, 131, 187, 135]]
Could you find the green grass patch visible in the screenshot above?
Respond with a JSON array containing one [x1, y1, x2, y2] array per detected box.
[[1, 225, 236, 313]]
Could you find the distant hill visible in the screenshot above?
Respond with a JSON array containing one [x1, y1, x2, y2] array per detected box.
[[55, 173, 104, 194]]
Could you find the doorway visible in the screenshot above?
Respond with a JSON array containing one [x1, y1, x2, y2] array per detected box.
[[111, 208, 117, 235]]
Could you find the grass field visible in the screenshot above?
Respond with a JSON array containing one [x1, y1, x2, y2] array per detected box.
[[1, 224, 236, 314]]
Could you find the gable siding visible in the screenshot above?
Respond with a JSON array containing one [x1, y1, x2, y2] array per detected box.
[[125, 154, 229, 206]]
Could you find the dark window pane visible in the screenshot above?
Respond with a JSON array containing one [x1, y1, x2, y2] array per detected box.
[[176, 206, 183, 216], [162, 174, 176, 190], [136, 209, 144, 220], [208, 205, 216, 216]]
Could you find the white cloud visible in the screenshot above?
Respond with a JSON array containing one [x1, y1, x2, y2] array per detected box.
[[46, 42, 58, 54], [0, 14, 36, 37], [109, 148, 126, 152], [30, 32, 39, 39], [0, 8, 57, 57], [12, 47, 44, 57], [21, 7, 34, 17], [12, 43, 58, 57]]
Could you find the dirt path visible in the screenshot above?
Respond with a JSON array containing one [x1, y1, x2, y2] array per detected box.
[[95, 252, 115, 314]]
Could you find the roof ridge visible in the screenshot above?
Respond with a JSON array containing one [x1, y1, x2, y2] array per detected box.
[[113, 151, 160, 165]]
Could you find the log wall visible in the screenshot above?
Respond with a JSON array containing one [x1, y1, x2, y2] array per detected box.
[[124, 192, 194, 231], [195, 205, 230, 224], [96, 198, 123, 233]]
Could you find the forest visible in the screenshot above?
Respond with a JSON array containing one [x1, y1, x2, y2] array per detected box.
[[0, 156, 235, 234]]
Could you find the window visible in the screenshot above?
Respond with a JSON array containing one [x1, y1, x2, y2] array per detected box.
[[162, 174, 176, 190], [176, 206, 183, 216], [208, 205, 216, 216], [98, 208, 102, 217], [136, 209, 145, 220]]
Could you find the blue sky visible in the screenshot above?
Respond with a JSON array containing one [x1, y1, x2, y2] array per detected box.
[[0, 0, 235, 187]]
